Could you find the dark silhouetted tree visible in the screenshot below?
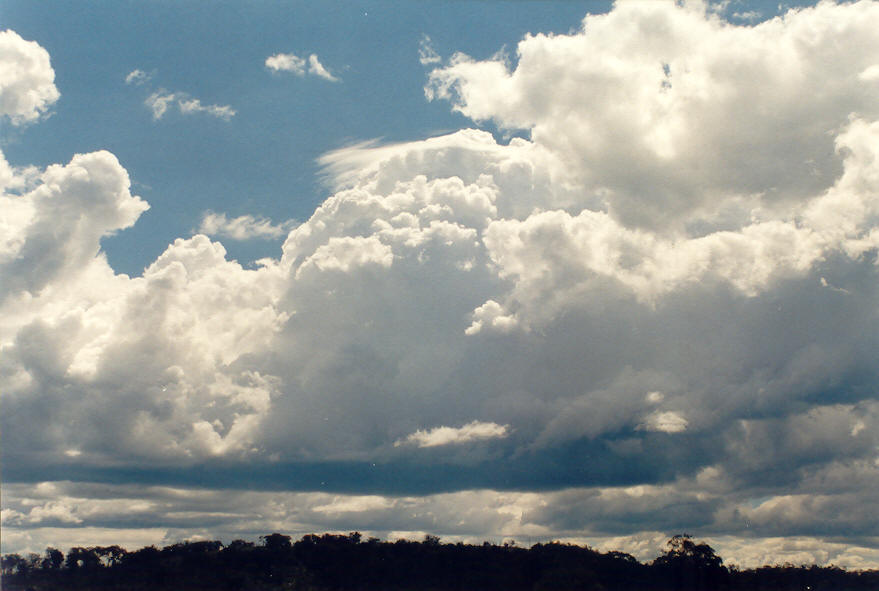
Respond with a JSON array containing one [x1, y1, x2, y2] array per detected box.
[[654, 535, 727, 590], [42, 547, 64, 570]]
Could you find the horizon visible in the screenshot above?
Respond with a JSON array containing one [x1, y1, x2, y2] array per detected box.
[[2, 0, 879, 570]]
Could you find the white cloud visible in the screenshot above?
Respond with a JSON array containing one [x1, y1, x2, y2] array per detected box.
[[638, 411, 688, 433], [419, 34, 441, 66], [395, 421, 510, 448], [177, 97, 236, 120], [265, 52, 306, 75], [0, 150, 149, 299], [266, 52, 339, 81], [732, 10, 761, 22], [145, 90, 235, 121], [145, 91, 176, 119], [426, 0, 879, 230], [0, 30, 59, 125], [124, 69, 151, 85], [198, 211, 294, 241], [307, 54, 339, 82]]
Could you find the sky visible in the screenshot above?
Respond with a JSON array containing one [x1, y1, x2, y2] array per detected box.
[[1, 0, 878, 569]]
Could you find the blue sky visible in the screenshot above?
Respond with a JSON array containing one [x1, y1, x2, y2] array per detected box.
[[3, 0, 879, 569]]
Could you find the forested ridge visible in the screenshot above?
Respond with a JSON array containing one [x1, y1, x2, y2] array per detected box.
[[3, 533, 877, 591]]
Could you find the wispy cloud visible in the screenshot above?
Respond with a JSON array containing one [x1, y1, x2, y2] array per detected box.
[[124, 69, 152, 86], [178, 97, 236, 121], [418, 34, 441, 66], [732, 10, 761, 22], [395, 421, 510, 448], [307, 54, 339, 82], [266, 52, 340, 81], [198, 211, 294, 241], [127, 68, 234, 121], [145, 91, 236, 121]]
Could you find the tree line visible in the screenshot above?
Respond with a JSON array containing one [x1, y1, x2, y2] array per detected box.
[[2, 533, 877, 591]]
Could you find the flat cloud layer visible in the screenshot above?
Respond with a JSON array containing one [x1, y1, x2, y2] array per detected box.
[[2, 2, 879, 566]]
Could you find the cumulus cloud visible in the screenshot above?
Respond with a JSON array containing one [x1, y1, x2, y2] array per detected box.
[[266, 52, 306, 75], [0, 30, 59, 125], [3, 1, 879, 566], [426, 0, 879, 230], [266, 52, 339, 81], [145, 90, 236, 120], [395, 421, 510, 448]]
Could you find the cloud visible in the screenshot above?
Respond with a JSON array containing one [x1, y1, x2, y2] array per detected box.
[[3, 1, 879, 566], [145, 90, 236, 121], [731, 10, 762, 22], [0, 150, 149, 299], [124, 69, 151, 86], [126, 69, 234, 120], [395, 421, 510, 448], [265, 53, 306, 75], [266, 52, 339, 81], [419, 35, 441, 66], [426, 0, 879, 230], [0, 30, 59, 125], [198, 212, 295, 241], [144, 90, 176, 119], [177, 97, 236, 120], [307, 54, 339, 82], [638, 411, 688, 434]]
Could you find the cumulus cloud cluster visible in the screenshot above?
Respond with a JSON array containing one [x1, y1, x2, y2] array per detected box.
[[2, 1, 879, 566]]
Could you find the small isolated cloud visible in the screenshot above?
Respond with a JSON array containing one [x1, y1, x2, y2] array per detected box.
[[124, 69, 151, 86], [266, 52, 339, 81], [178, 97, 236, 120], [266, 53, 306, 75], [638, 411, 688, 434], [419, 35, 441, 66], [145, 90, 235, 121], [395, 421, 510, 448], [732, 11, 761, 22], [0, 30, 60, 125], [199, 211, 294, 241]]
